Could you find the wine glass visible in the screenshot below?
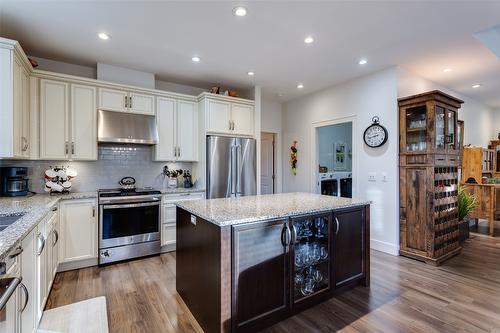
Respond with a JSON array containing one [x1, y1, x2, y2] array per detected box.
[[302, 220, 313, 237], [315, 218, 325, 238], [301, 276, 315, 296]]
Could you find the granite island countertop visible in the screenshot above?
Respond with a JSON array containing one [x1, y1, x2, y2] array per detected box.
[[176, 192, 371, 227], [0, 192, 96, 260]]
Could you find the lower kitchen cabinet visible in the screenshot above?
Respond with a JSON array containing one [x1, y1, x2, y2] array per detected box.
[[161, 192, 204, 250], [59, 199, 97, 263], [35, 214, 48, 323], [232, 219, 289, 333], [333, 207, 369, 288], [20, 229, 36, 333]]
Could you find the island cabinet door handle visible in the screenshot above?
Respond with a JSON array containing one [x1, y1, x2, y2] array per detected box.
[[281, 224, 291, 248], [335, 217, 340, 235], [290, 224, 297, 245], [20, 282, 29, 313]]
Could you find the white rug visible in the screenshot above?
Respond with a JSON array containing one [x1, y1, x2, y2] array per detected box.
[[38, 296, 109, 333]]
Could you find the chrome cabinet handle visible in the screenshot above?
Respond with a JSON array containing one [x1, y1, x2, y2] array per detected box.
[[21, 137, 28, 151], [8, 246, 23, 259], [177, 147, 180, 158], [124, 96, 128, 109], [335, 217, 340, 235], [232, 121, 235, 131], [72, 142, 75, 155], [92, 206, 96, 218], [20, 282, 29, 313], [53, 230, 59, 246], [229, 120, 232, 131], [0, 278, 21, 310], [65, 142, 68, 155], [37, 233, 46, 256], [290, 224, 297, 245], [281, 223, 291, 248], [129, 96, 132, 109], [52, 206, 58, 212]]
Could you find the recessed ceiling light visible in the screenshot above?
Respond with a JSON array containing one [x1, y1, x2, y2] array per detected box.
[[297, 84, 304, 89], [443, 68, 453, 73], [98, 32, 110, 40], [247, 71, 255, 76], [276, 92, 284, 97], [358, 59, 368, 65], [472, 83, 482, 88], [304, 36, 314, 44], [233, 6, 247, 16], [191, 56, 201, 62]]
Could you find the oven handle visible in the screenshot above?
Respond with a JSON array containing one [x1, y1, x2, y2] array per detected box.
[[102, 201, 160, 210]]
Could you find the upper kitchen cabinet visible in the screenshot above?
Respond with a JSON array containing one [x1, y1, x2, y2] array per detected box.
[[40, 79, 97, 160], [98, 87, 155, 115], [200, 93, 255, 137], [0, 38, 32, 159], [155, 97, 198, 162]]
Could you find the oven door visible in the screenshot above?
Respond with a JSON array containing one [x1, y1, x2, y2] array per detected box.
[[99, 201, 160, 249]]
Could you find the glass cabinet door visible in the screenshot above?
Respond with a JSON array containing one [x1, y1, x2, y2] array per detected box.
[[435, 106, 445, 149], [406, 106, 427, 151], [291, 214, 330, 303], [446, 110, 456, 150]]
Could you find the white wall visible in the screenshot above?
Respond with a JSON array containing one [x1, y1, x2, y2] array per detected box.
[[282, 68, 400, 255], [31, 56, 96, 78], [97, 63, 155, 89], [262, 99, 283, 193], [398, 67, 495, 147], [492, 109, 500, 139]]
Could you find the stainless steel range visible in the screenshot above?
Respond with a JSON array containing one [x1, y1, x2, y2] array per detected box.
[[98, 188, 161, 265]]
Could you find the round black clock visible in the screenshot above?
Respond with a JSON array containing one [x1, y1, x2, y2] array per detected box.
[[363, 116, 388, 148]]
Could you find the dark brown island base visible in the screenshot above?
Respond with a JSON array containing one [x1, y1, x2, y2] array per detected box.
[[175, 192, 371, 333]]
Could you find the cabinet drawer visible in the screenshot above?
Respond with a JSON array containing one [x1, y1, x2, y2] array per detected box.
[[161, 223, 176, 246], [163, 204, 176, 224], [163, 192, 204, 204]]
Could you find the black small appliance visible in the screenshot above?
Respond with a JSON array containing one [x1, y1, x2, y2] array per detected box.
[[0, 167, 29, 197]]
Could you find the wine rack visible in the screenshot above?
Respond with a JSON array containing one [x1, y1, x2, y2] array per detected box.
[[399, 91, 463, 265]]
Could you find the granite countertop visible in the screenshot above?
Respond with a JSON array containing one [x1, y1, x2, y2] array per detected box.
[[160, 187, 205, 194], [0, 192, 96, 260], [176, 192, 371, 227]]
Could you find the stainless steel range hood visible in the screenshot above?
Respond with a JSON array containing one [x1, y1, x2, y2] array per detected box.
[[98, 110, 159, 145]]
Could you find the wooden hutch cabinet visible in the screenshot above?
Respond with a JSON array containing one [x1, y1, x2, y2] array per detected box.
[[399, 91, 463, 265]]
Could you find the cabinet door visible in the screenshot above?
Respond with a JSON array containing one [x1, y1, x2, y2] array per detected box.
[[207, 99, 231, 134], [51, 216, 60, 277], [232, 103, 254, 136], [40, 79, 69, 159], [129, 92, 155, 114], [36, 220, 47, 322], [333, 207, 367, 288], [12, 56, 22, 157], [290, 213, 332, 306], [20, 229, 36, 333], [154, 97, 176, 161], [70, 84, 97, 160], [60, 199, 97, 262], [20, 67, 30, 158], [176, 100, 197, 161], [161, 223, 176, 247], [98, 88, 127, 112], [232, 219, 289, 332], [46, 216, 55, 294]]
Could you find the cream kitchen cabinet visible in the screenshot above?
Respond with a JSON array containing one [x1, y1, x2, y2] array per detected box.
[[202, 95, 255, 137], [155, 97, 198, 162], [98, 88, 154, 115], [35, 216, 47, 323], [0, 38, 31, 159], [161, 192, 204, 250], [40, 79, 97, 160], [20, 229, 36, 333], [59, 199, 97, 263]]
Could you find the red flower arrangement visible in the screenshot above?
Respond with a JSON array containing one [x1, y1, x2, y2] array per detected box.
[[290, 141, 298, 175]]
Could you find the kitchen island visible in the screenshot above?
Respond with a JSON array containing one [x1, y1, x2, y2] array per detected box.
[[176, 192, 371, 333]]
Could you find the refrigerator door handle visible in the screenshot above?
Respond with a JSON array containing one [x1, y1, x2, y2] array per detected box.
[[236, 145, 242, 196], [231, 145, 237, 196]]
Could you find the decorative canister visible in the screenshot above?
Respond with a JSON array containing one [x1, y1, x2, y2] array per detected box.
[[167, 177, 178, 188]]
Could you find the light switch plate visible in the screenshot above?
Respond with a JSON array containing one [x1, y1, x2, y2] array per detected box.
[[381, 172, 388, 182], [368, 172, 376, 182], [190, 214, 197, 225]]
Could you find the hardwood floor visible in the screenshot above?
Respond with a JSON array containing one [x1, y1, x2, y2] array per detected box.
[[47, 235, 500, 333]]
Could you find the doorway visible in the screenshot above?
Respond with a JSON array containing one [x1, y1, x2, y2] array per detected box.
[[261, 132, 276, 194], [311, 118, 356, 198]]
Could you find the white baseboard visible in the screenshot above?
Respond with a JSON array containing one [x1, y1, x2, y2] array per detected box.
[[370, 239, 399, 256], [57, 258, 98, 272], [161, 243, 176, 253]]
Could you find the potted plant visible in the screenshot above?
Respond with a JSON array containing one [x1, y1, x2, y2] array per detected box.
[[458, 185, 478, 242], [163, 166, 183, 188]]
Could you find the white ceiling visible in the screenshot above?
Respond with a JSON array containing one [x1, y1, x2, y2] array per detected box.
[[1, 1, 500, 106]]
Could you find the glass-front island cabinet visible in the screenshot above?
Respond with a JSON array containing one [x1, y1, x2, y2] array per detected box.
[[399, 90, 463, 265]]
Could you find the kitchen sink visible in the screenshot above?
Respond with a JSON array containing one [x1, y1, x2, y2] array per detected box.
[[0, 213, 26, 231]]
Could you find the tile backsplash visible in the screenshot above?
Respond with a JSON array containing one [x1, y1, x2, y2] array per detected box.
[[0, 144, 193, 193]]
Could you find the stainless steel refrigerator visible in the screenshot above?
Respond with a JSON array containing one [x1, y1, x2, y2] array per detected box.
[[206, 135, 257, 199]]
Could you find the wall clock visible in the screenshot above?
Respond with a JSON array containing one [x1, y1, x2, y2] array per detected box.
[[363, 116, 388, 148]]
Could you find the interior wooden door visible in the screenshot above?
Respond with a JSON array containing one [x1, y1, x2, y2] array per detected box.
[[261, 133, 275, 194], [333, 207, 366, 288], [232, 219, 289, 332]]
